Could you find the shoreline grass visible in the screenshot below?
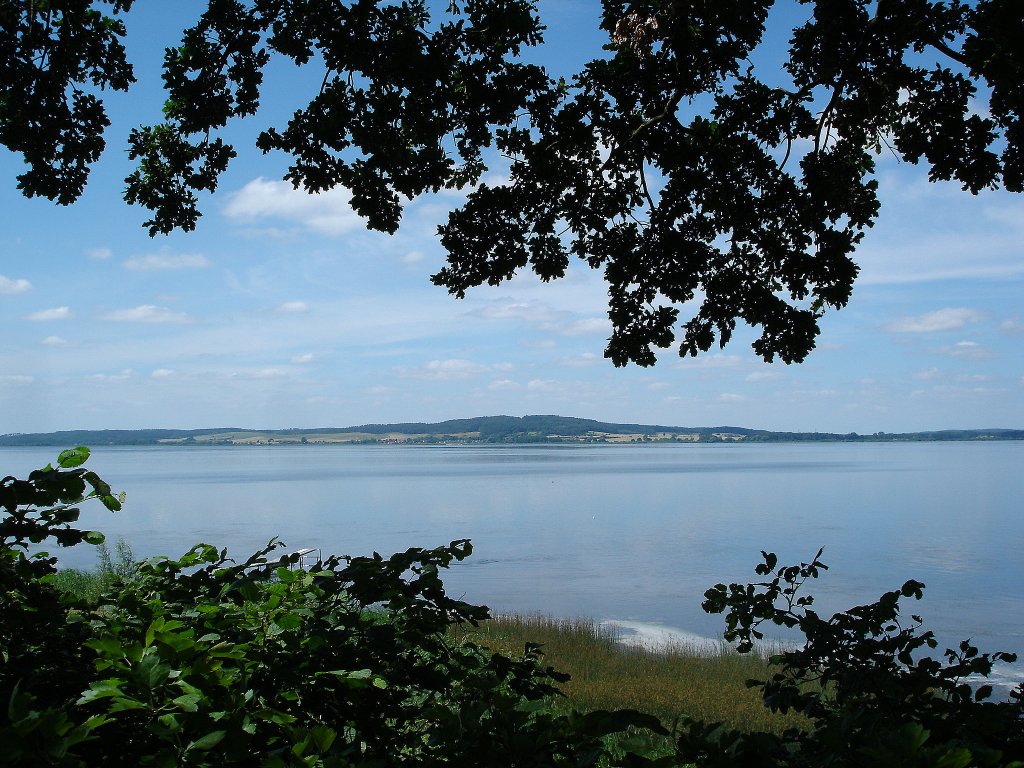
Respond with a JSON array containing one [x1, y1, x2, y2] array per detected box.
[[48, 539, 137, 605], [456, 613, 807, 734]]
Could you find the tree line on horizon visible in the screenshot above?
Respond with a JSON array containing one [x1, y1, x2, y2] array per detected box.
[[2, 416, 1023, 446]]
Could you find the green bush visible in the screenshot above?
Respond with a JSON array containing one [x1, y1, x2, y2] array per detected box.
[[688, 549, 1024, 767]]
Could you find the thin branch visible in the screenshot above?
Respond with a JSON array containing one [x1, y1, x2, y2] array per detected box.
[[877, 130, 900, 162], [602, 87, 684, 172], [814, 82, 844, 155], [930, 38, 970, 68], [625, 210, 649, 227], [638, 159, 655, 214], [780, 135, 793, 171]]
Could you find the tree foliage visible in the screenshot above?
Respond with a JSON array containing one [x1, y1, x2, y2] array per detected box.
[[2, 0, 1020, 365]]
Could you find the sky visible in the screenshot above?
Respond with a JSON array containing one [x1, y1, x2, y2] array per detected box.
[[1, 1, 1022, 435]]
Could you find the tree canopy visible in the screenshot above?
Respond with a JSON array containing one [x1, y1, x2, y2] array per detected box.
[[2, 0, 1021, 366]]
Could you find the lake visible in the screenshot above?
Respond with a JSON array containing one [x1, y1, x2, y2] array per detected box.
[[4, 441, 1022, 689]]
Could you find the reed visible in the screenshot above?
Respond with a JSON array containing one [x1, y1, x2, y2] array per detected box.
[[457, 613, 807, 734], [49, 539, 137, 605]]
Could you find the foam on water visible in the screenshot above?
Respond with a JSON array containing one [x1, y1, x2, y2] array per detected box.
[[601, 620, 722, 651], [601, 621, 1024, 701], [968, 662, 1024, 699]]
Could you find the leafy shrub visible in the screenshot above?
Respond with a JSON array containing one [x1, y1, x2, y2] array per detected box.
[[687, 549, 1024, 767]]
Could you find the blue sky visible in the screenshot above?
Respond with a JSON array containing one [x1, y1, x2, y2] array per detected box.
[[1, 1, 1022, 434]]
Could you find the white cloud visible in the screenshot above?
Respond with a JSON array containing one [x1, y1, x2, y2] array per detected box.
[[560, 318, 610, 336], [123, 252, 210, 271], [101, 305, 191, 324], [488, 379, 520, 391], [252, 368, 287, 379], [0, 275, 31, 294], [151, 369, 175, 378], [226, 368, 289, 380], [224, 177, 362, 236], [718, 393, 746, 402], [526, 378, 562, 392], [396, 359, 494, 381], [746, 370, 782, 382], [886, 308, 984, 333], [291, 353, 315, 364], [0, 375, 34, 385], [802, 389, 840, 398], [41, 335, 67, 346], [86, 247, 112, 260], [25, 306, 71, 321], [402, 250, 425, 264], [935, 340, 990, 359], [477, 302, 535, 321], [87, 370, 133, 383], [678, 354, 744, 370], [855, 187, 1024, 285], [558, 352, 601, 367], [274, 301, 309, 314], [914, 367, 942, 380]]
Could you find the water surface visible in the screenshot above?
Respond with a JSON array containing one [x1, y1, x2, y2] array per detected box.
[[4, 442, 1021, 670]]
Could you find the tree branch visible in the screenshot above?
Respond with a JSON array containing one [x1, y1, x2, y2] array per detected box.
[[639, 159, 655, 214], [930, 38, 970, 68], [602, 87, 684, 171]]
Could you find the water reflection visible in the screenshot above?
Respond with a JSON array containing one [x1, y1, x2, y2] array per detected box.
[[2, 441, 1021, 668]]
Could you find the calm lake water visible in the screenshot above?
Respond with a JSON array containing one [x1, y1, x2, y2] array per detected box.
[[4, 441, 1022, 686]]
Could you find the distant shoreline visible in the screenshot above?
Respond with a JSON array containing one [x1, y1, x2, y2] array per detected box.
[[2, 415, 1022, 447]]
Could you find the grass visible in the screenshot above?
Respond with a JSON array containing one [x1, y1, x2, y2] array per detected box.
[[49, 539, 137, 605], [456, 613, 808, 734]]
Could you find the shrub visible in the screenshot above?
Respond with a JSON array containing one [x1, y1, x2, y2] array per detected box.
[[686, 549, 1024, 767]]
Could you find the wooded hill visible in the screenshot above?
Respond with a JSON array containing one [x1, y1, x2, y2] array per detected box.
[[2, 416, 1022, 446]]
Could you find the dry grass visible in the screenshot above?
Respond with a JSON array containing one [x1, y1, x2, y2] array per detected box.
[[456, 614, 807, 734]]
